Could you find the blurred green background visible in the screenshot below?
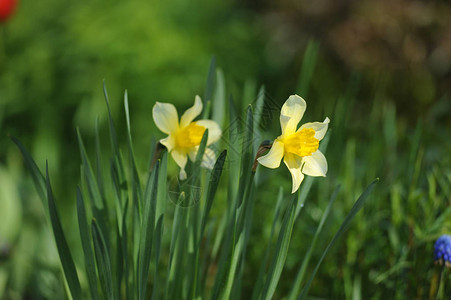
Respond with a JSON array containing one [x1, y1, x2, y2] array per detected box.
[[1, 0, 450, 298]]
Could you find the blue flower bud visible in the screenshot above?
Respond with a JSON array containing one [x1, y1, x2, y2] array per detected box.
[[434, 234, 451, 268]]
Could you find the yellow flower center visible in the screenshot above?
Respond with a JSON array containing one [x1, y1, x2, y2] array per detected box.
[[175, 122, 206, 149], [281, 128, 319, 157]]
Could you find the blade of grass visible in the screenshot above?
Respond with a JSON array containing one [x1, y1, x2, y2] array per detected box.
[[210, 203, 237, 300], [200, 150, 227, 237], [232, 181, 256, 298], [204, 55, 216, 104], [260, 192, 299, 300], [209, 97, 240, 299], [137, 160, 160, 300], [124, 90, 143, 213], [104, 82, 128, 216], [92, 219, 117, 300], [253, 85, 265, 132], [103, 81, 121, 167], [155, 151, 167, 224], [95, 117, 105, 199], [77, 128, 104, 210], [288, 185, 340, 300], [236, 106, 254, 208], [180, 131, 209, 299], [192, 150, 227, 299], [77, 129, 111, 252], [220, 106, 254, 299], [11, 136, 46, 204], [76, 186, 99, 300], [296, 39, 319, 98], [165, 196, 183, 299], [298, 179, 379, 300], [150, 151, 167, 299], [151, 215, 164, 300], [165, 194, 190, 300], [227, 94, 240, 203], [251, 187, 285, 300], [45, 162, 82, 300], [120, 198, 132, 300], [170, 131, 209, 298], [212, 68, 226, 127]]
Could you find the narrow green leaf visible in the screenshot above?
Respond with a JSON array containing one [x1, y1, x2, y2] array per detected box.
[[92, 219, 117, 300], [288, 185, 340, 300], [212, 68, 226, 127], [11, 136, 46, 204], [77, 129, 111, 252], [231, 183, 256, 299], [242, 79, 256, 107], [193, 130, 209, 172], [95, 117, 105, 199], [138, 160, 160, 300], [151, 215, 164, 300], [155, 151, 167, 226], [260, 192, 298, 300], [210, 206, 236, 300], [296, 39, 319, 98], [221, 106, 255, 298], [253, 85, 265, 132], [104, 82, 128, 213], [204, 55, 216, 103], [165, 200, 190, 300], [227, 94, 240, 203], [76, 187, 99, 300], [192, 150, 227, 299], [298, 179, 379, 300], [77, 128, 104, 210], [103, 81, 120, 161], [213, 106, 254, 300], [236, 105, 254, 208], [252, 85, 265, 155], [222, 229, 246, 299], [150, 152, 167, 300], [124, 90, 143, 212], [251, 187, 285, 300], [200, 150, 227, 236], [45, 163, 82, 300], [117, 199, 130, 299]]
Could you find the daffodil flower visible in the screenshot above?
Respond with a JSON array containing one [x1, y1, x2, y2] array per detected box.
[[257, 95, 329, 193], [152, 95, 221, 180]]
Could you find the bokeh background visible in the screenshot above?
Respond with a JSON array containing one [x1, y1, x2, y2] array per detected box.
[[1, 0, 450, 298]]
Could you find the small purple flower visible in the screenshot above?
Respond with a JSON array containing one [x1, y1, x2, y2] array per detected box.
[[434, 234, 451, 268]]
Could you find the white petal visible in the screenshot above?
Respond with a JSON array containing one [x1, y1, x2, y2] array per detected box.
[[188, 149, 197, 162], [179, 170, 187, 181], [153, 102, 179, 134], [284, 153, 305, 193], [257, 140, 284, 169], [280, 95, 306, 136], [201, 148, 217, 169], [302, 150, 327, 177], [180, 95, 203, 128], [160, 135, 175, 152], [196, 120, 222, 145], [187, 147, 217, 170], [171, 150, 188, 180], [299, 117, 330, 141]]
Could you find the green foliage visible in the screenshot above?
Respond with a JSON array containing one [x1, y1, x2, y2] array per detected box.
[[1, 6, 450, 296], [9, 58, 382, 300]]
